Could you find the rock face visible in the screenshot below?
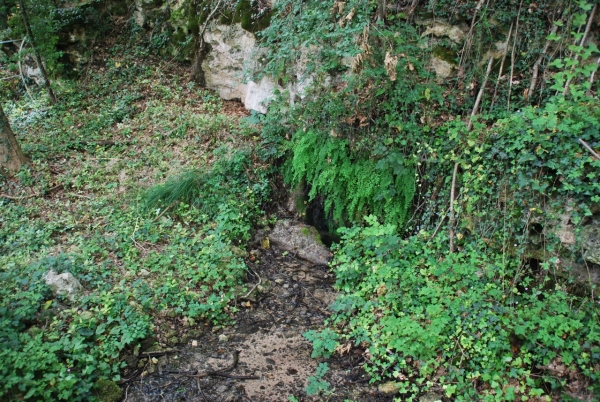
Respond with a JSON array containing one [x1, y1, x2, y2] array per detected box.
[[581, 222, 600, 265], [268, 220, 332, 265], [44, 270, 83, 302], [202, 23, 278, 113]]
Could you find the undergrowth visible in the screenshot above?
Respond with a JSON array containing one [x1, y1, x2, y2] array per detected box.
[[0, 40, 268, 399], [257, 0, 600, 399]]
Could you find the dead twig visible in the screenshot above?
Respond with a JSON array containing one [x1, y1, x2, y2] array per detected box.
[[507, 0, 524, 111], [490, 22, 513, 109], [563, 3, 597, 95], [0, 184, 62, 200], [241, 267, 262, 300], [579, 138, 600, 160], [527, 23, 558, 101], [152, 203, 174, 223], [449, 162, 459, 253], [467, 55, 494, 131]]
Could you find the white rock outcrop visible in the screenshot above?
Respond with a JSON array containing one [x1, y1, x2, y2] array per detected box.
[[44, 269, 83, 302], [268, 220, 332, 265], [202, 23, 277, 113]]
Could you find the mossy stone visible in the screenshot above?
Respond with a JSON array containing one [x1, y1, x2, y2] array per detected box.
[[432, 46, 458, 65], [94, 378, 122, 402]]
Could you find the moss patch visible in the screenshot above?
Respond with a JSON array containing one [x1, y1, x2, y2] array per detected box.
[[234, 0, 272, 33], [432, 46, 458, 65], [93, 378, 122, 402]]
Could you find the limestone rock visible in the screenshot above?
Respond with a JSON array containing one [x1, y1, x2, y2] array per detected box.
[[378, 381, 401, 394], [245, 76, 276, 114], [268, 220, 332, 265], [581, 221, 600, 265], [44, 269, 83, 302], [421, 22, 466, 43], [202, 23, 257, 102], [431, 56, 454, 78], [94, 378, 122, 402], [558, 258, 600, 286], [420, 391, 444, 402]]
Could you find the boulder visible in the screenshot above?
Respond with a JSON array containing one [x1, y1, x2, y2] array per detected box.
[[420, 21, 466, 43], [268, 220, 332, 265], [431, 56, 454, 79], [201, 23, 278, 112], [581, 221, 600, 265], [44, 269, 83, 302]]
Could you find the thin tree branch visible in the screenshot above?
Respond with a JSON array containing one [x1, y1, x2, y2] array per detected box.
[[490, 22, 513, 110], [528, 23, 558, 102], [563, 3, 597, 95], [507, 0, 523, 111], [579, 138, 600, 160], [449, 162, 459, 253], [468, 55, 494, 131], [16, 0, 57, 104]]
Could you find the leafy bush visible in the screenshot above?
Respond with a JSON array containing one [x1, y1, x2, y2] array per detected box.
[[320, 217, 600, 400], [285, 129, 415, 228], [0, 255, 151, 401]]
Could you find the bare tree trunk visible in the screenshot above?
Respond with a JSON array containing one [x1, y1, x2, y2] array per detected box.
[[191, 0, 223, 84], [17, 0, 57, 104], [0, 105, 29, 175]]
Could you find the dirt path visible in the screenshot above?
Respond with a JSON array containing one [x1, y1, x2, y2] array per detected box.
[[121, 242, 393, 401]]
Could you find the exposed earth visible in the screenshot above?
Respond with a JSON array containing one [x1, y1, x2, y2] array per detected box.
[[120, 234, 395, 402]]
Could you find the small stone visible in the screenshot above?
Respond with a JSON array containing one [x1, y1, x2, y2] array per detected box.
[[187, 329, 203, 339], [124, 355, 139, 368], [218, 334, 229, 342], [139, 269, 150, 277], [283, 284, 289, 288], [192, 340, 198, 347], [231, 246, 249, 258], [378, 381, 401, 394], [79, 311, 93, 320], [274, 278, 284, 284], [420, 391, 444, 402], [94, 378, 122, 402], [261, 237, 270, 249], [44, 270, 83, 302]]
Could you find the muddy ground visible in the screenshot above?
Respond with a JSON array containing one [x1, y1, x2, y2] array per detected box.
[[119, 233, 394, 402]]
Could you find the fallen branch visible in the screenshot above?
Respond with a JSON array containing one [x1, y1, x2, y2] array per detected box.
[[241, 267, 262, 300], [449, 162, 459, 253], [141, 349, 180, 357], [507, 0, 523, 111], [175, 350, 259, 380], [528, 23, 558, 101], [563, 3, 597, 95], [579, 138, 600, 160], [490, 22, 513, 109], [0, 184, 62, 200], [467, 55, 494, 131]]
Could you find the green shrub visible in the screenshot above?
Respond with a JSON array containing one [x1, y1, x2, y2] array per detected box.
[[319, 217, 600, 400], [0, 255, 151, 401]]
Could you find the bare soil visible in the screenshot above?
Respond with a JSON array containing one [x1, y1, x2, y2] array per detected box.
[[121, 240, 393, 402]]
